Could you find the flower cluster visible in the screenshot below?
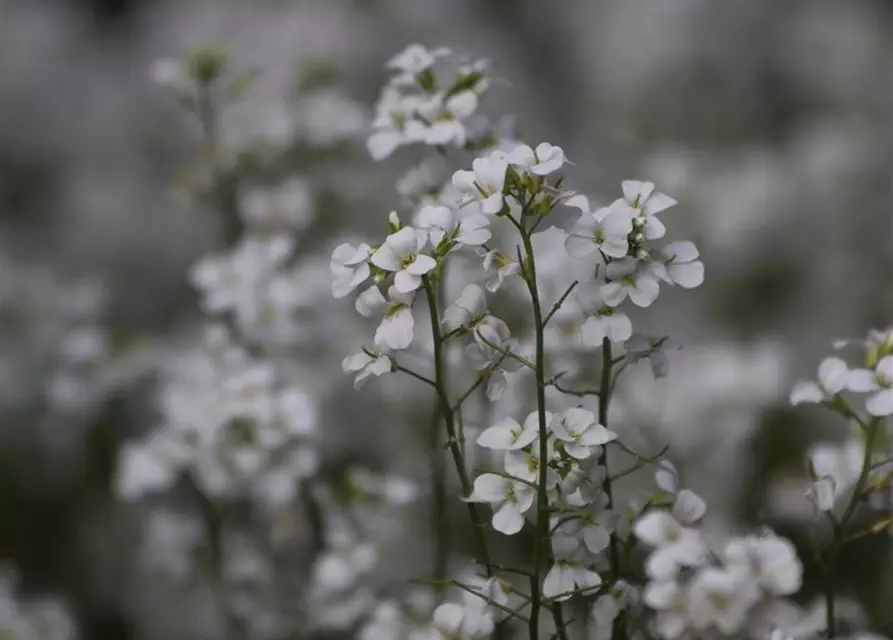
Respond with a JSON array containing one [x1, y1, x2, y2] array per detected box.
[[561, 181, 704, 347], [115, 325, 319, 506], [303, 466, 420, 633], [367, 44, 491, 160], [634, 463, 802, 638], [791, 329, 893, 515], [333, 42, 718, 639]]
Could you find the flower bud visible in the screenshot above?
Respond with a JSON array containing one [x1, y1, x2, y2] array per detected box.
[[388, 210, 402, 231], [188, 46, 226, 85]]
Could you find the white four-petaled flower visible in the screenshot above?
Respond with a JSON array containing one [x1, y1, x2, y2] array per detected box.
[[331, 242, 372, 299], [549, 407, 617, 459], [507, 142, 566, 176], [342, 350, 392, 390], [452, 151, 509, 215], [355, 285, 416, 351], [542, 534, 602, 601], [601, 257, 661, 308], [466, 473, 535, 535], [575, 282, 633, 345], [789, 357, 849, 405], [370, 227, 437, 293], [846, 355, 893, 416], [564, 194, 633, 260], [619, 180, 677, 240], [477, 415, 538, 451], [654, 241, 705, 289]]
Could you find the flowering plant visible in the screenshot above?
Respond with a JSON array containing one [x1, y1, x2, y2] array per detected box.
[[330, 44, 892, 640], [95, 42, 892, 640]]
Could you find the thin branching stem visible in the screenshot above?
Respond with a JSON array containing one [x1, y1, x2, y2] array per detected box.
[[474, 330, 537, 371], [422, 276, 494, 576], [543, 280, 579, 326]]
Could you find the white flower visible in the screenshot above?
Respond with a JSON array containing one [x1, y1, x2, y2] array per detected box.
[[575, 282, 633, 345], [590, 593, 621, 637], [476, 415, 538, 451], [620, 180, 677, 240], [560, 503, 615, 554], [370, 227, 437, 293], [485, 367, 524, 402], [564, 194, 633, 259], [807, 439, 864, 502], [504, 448, 547, 484], [634, 510, 707, 579], [386, 44, 451, 79], [192, 236, 292, 312], [506, 142, 566, 176], [550, 407, 616, 459], [430, 599, 493, 640], [687, 566, 761, 634], [452, 151, 509, 215], [342, 350, 392, 389], [671, 490, 707, 525], [427, 577, 508, 638], [653, 241, 704, 289], [442, 284, 488, 331], [419, 91, 478, 147], [417, 205, 490, 249], [481, 250, 521, 292], [466, 473, 535, 535], [331, 242, 372, 299], [601, 257, 661, 308], [846, 355, 893, 416], [723, 533, 802, 596], [367, 89, 427, 160], [806, 476, 837, 513], [115, 440, 183, 500], [355, 285, 416, 351], [654, 460, 678, 493], [542, 535, 602, 601], [466, 319, 514, 371], [790, 357, 849, 405], [643, 580, 689, 639]]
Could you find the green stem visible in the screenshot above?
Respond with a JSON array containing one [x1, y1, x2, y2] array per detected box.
[[422, 276, 493, 575], [598, 337, 625, 640], [519, 228, 569, 640], [823, 417, 881, 638], [429, 402, 448, 589], [195, 83, 242, 245], [431, 275, 450, 589]]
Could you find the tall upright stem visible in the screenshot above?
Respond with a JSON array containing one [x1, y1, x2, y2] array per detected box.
[[598, 337, 625, 640], [430, 279, 449, 588], [519, 227, 568, 640], [823, 417, 880, 638], [429, 404, 449, 587], [422, 276, 493, 575]]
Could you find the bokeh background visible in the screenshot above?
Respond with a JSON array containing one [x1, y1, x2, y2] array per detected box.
[[0, 0, 891, 638]]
